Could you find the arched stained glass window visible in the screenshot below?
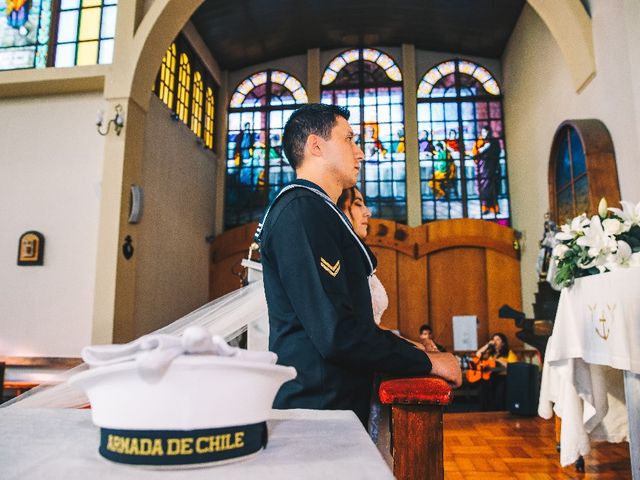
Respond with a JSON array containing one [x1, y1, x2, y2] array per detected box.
[[153, 37, 216, 151], [0, 0, 53, 69], [549, 120, 620, 223], [204, 87, 215, 149], [417, 59, 511, 225], [175, 53, 191, 125], [191, 71, 204, 137], [555, 126, 587, 221], [158, 43, 176, 108], [226, 69, 308, 228], [54, 0, 118, 67], [321, 48, 406, 222]]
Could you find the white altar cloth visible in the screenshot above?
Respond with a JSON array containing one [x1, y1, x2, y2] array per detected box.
[[0, 408, 393, 480], [539, 267, 640, 470]]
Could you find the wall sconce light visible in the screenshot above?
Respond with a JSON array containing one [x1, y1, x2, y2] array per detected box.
[[96, 104, 125, 136]]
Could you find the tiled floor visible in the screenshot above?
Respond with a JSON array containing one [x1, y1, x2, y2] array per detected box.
[[443, 411, 631, 479]]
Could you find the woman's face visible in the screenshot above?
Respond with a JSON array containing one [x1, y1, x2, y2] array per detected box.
[[344, 189, 371, 239], [492, 335, 504, 351]]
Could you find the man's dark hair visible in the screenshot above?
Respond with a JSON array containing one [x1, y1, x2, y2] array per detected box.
[[282, 103, 350, 169], [419, 324, 432, 334]]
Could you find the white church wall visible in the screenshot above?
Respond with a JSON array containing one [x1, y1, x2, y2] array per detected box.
[[132, 94, 217, 338], [0, 93, 104, 357], [503, 0, 640, 316]]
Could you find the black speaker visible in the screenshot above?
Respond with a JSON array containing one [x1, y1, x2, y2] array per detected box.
[[506, 362, 540, 416]]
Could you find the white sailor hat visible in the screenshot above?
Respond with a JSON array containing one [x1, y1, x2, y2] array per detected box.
[[69, 326, 296, 467]]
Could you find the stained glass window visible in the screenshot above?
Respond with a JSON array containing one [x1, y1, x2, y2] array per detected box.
[[0, 0, 117, 70], [226, 69, 308, 228], [175, 52, 191, 125], [191, 71, 203, 137], [158, 43, 176, 109], [0, 0, 53, 70], [204, 86, 214, 149], [153, 36, 216, 151], [417, 59, 511, 226], [54, 0, 118, 67], [321, 48, 406, 222], [554, 125, 588, 222]]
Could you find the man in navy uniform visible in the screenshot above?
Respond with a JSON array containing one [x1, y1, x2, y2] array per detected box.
[[257, 104, 461, 425]]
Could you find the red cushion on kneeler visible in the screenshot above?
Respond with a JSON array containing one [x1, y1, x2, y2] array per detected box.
[[379, 376, 453, 406]]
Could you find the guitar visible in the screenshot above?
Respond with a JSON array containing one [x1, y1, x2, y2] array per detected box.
[[464, 355, 497, 383]]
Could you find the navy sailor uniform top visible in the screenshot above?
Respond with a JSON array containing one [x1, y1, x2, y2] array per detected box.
[[257, 180, 432, 425]]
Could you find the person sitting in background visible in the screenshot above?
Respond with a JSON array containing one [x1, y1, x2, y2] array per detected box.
[[419, 324, 446, 352], [476, 332, 518, 411]]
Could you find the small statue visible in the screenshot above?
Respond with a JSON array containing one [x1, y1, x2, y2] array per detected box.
[[536, 212, 558, 281]]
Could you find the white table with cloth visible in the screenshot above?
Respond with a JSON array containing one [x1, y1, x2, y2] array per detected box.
[[539, 266, 640, 478], [0, 408, 393, 480]]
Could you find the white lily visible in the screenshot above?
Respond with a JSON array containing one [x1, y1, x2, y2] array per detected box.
[[552, 243, 570, 260], [602, 218, 624, 236], [575, 215, 617, 267], [610, 240, 632, 268], [598, 197, 608, 218], [608, 200, 640, 229], [556, 213, 589, 241]]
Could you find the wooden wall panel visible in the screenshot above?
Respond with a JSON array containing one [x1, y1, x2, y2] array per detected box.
[[209, 254, 244, 299], [428, 248, 488, 349], [396, 254, 428, 342], [209, 218, 523, 351], [371, 245, 399, 330], [485, 249, 523, 348], [209, 222, 258, 300]]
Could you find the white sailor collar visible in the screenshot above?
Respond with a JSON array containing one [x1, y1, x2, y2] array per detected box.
[[255, 180, 376, 277]]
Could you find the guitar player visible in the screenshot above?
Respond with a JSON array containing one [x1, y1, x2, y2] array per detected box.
[[476, 333, 518, 411]]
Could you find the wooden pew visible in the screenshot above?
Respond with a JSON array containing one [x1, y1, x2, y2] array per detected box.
[[0, 357, 82, 403]]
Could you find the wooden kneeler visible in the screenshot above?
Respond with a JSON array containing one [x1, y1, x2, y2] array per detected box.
[[379, 376, 453, 480]]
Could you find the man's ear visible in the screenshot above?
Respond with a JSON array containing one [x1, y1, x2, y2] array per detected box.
[[306, 133, 323, 158]]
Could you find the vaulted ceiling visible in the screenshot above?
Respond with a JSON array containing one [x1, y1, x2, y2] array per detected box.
[[190, 0, 526, 71]]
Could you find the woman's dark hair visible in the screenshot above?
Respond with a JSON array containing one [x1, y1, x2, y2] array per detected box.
[[490, 332, 509, 357], [337, 187, 357, 213], [282, 103, 350, 169]]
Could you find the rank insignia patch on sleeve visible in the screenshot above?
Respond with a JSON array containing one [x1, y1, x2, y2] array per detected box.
[[320, 257, 341, 277]]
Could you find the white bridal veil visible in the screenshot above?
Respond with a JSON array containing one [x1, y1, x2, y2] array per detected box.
[[3, 262, 267, 409]]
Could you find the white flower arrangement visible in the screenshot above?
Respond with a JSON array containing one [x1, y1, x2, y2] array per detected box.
[[552, 198, 640, 288]]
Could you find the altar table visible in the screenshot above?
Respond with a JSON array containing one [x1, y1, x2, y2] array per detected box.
[[539, 267, 640, 478], [0, 408, 393, 480]]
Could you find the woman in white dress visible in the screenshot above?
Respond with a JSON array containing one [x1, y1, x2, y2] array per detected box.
[[336, 187, 439, 352], [336, 186, 388, 325], [337, 187, 439, 448]]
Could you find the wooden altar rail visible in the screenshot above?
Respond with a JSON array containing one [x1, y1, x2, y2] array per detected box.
[[380, 376, 453, 480]]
